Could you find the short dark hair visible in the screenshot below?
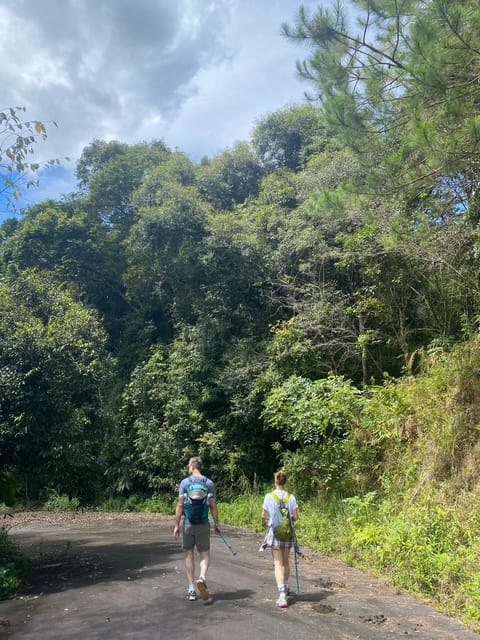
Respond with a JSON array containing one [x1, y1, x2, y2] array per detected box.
[[189, 456, 203, 471]]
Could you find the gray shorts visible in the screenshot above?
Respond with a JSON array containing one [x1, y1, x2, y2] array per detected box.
[[182, 522, 210, 552]]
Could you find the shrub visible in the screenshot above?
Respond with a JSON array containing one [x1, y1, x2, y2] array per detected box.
[[0, 530, 30, 599], [42, 491, 80, 511]]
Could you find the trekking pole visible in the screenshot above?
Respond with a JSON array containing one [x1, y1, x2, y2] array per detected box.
[[293, 544, 300, 595], [291, 521, 301, 595], [217, 528, 237, 556], [210, 520, 237, 556]]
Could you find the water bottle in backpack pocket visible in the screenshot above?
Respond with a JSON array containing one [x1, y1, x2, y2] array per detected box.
[[184, 482, 209, 524]]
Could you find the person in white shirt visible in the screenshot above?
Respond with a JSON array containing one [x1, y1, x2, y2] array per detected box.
[[260, 469, 299, 608]]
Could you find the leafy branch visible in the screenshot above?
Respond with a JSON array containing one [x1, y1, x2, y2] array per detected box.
[[0, 106, 64, 214]]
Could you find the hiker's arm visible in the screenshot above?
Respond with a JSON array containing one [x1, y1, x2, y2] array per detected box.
[[261, 508, 268, 528], [173, 496, 184, 539], [291, 507, 299, 523], [209, 497, 220, 530]]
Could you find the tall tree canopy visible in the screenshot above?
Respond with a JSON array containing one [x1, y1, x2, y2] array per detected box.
[[2, 1, 480, 508], [251, 104, 327, 171], [283, 0, 480, 213], [0, 269, 112, 500], [76, 139, 171, 227]]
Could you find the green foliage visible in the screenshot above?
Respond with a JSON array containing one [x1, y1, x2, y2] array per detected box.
[[281, 442, 349, 499], [199, 209, 271, 336], [342, 382, 409, 492], [94, 494, 175, 513], [263, 373, 362, 443], [42, 491, 80, 512], [114, 327, 218, 492], [131, 152, 197, 209], [263, 373, 363, 498], [284, 0, 480, 213], [197, 142, 264, 211], [332, 491, 480, 627], [0, 475, 15, 507], [251, 104, 327, 171], [0, 106, 63, 215], [76, 139, 170, 226], [266, 320, 319, 380], [0, 268, 113, 501], [0, 529, 30, 598], [0, 205, 130, 338], [217, 494, 264, 531], [371, 335, 480, 495], [124, 183, 209, 323], [311, 335, 480, 628], [256, 169, 299, 211], [113, 317, 276, 495]]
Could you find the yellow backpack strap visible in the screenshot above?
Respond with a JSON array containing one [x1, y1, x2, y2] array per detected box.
[[270, 491, 290, 502]]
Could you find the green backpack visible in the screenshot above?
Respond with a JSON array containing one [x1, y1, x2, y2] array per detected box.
[[270, 491, 292, 540]]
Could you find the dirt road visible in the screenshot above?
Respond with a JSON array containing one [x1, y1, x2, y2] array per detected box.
[[1, 512, 479, 640]]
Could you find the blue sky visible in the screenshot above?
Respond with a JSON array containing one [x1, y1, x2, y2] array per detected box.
[[1, 0, 334, 222]]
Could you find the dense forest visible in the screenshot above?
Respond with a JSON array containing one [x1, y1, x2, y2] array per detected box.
[[3, 0, 480, 624]]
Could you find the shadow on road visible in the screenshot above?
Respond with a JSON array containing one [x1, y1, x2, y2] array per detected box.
[[290, 590, 335, 604], [15, 531, 182, 597], [209, 588, 255, 602]]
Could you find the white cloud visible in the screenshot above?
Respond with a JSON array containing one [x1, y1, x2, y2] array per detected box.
[[0, 0, 327, 215]]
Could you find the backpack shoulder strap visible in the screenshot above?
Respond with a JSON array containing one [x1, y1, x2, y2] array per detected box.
[[270, 491, 290, 503], [186, 475, 207, 488]]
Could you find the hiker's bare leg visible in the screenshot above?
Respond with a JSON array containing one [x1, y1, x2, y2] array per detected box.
[[199, 550, 210, 578], [185, 549, 195, 584], [272, 549, 287, 586]]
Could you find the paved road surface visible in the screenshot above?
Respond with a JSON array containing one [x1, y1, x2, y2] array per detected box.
[[1, 514, 479, 640]]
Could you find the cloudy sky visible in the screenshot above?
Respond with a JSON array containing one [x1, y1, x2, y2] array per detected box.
[[1, 0, 329, 215]]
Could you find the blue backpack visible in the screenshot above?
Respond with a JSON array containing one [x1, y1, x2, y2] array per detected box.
[[184, 482, 209, 524]]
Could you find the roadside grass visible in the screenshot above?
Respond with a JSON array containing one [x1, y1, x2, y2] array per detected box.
[[39, 491, 176, 514], [0, 526, 31, 599], [42, 490, 81, 511], [220, 491, 480, 632], [218, 494, 264, 531]]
